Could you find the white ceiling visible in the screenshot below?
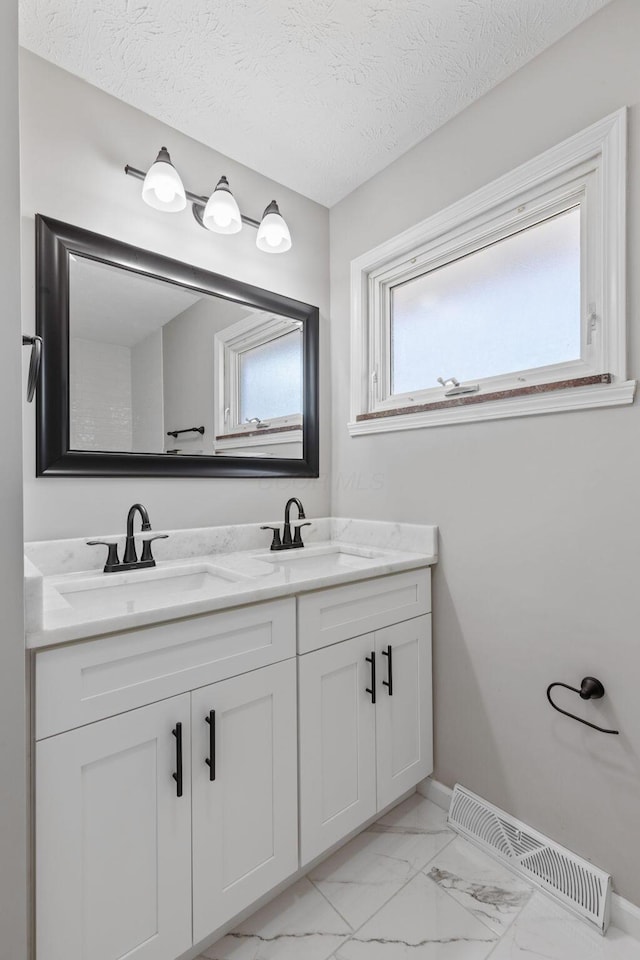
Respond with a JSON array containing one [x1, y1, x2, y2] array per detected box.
[[69, 256, 201, 346], [20, 0, 611, 207]]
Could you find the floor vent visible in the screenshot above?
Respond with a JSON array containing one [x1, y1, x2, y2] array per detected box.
[[448, 784, 611, 933]]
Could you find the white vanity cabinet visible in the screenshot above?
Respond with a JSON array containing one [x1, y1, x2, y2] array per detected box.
[[374, 617, 433, 808], [191, 659, 298, 942], [298, 633, 377, 860], [36, 694, 193, 960], [297, 571, 433, 865], [33, 565, 434, 960], [35, 599, 298, 960]]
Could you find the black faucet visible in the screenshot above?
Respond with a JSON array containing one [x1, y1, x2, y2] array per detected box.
[[261, 497, 312, 551], [124, 503, 151, 565], [87, 503, 168, 573]]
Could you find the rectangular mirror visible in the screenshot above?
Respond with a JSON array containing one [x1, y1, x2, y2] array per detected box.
[[36, 216, 319, 477]]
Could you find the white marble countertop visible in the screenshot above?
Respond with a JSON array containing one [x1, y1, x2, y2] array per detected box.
[[25, 518, 438, 649]]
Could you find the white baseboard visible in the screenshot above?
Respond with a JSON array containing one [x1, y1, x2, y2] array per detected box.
[[417, 776, 453, 811], [611, 893, 640, 941]]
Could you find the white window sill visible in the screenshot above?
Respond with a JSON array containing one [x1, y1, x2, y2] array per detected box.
[[348, 379, 636, 436], [215, 428, 302, 451]]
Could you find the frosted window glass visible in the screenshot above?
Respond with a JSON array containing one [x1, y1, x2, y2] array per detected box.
[[391, 208, 581, 395], [239, 330, 302, 422]]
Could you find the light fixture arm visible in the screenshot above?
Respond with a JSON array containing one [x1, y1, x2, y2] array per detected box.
[[124, 165, 261, 229]]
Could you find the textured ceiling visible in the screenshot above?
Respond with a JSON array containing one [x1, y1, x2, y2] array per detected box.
[[20, 0, 612, 206]]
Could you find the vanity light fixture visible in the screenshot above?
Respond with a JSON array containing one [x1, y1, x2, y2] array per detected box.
[[141, 147, 187, 212], [203, 176, 242, 234], [256, 200, 292, 254], [125, 148, 292, 253]]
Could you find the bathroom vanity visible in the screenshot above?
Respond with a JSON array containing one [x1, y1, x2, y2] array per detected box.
[[26, 518, 437, 960]]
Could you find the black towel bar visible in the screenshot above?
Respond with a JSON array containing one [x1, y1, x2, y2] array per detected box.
[[166, 426, 205, 438], [546, 677, 619, 735]]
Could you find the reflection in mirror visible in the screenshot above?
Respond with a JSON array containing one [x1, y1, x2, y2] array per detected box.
[[68, 256, 303, 458], [36, 215, 318, 478]]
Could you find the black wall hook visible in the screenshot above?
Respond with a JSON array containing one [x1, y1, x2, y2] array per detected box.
[[546, 677, 619, 735]]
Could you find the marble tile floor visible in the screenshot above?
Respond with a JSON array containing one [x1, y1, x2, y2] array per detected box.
[[200, 793, 640, 960]]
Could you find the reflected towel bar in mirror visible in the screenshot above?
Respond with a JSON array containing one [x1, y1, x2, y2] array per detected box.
[[167, 426, 205, 439]]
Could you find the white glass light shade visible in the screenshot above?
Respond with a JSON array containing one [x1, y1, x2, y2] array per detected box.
[[202, 176, 242, 234], [141, 147, 186, 212], [256, 200, 292, 253]]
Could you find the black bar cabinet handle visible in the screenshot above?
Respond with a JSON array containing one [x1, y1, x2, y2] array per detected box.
[[205, 710, 216, 781], [382, 644, 393, 696], [365, 651, 376, 704], [172, 722, 183, 796]]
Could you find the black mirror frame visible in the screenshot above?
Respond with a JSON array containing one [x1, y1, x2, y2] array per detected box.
[[35, 215, 319, 479]]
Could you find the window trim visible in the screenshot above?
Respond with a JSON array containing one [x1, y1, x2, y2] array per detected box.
[[349, 109, 634, 434]]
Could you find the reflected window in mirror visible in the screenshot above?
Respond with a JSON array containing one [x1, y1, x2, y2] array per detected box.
[[215, 314, 303, 457], [239, 330, 302, 422]]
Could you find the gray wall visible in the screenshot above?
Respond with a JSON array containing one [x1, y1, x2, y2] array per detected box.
[[330, 0, 640, 906], [162, 296, 239, 454], [132, 329, 164, 452], [1, 0, 27, 956], [20, 50, 330, 540]]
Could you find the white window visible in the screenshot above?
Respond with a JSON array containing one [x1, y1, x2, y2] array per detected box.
[[214, 312, 303, 452], [350, 109, 634, 434]]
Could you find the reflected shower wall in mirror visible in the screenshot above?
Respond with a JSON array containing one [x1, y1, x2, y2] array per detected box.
[[36, 216, 319, 478], [68, 257, 303, 458]]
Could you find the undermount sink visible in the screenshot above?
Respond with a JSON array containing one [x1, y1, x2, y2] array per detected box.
[[44, 545, 397, 620], [52, 562, 249, 616], [254, 543, 390, 575]]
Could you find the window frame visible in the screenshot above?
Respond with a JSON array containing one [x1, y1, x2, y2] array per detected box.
[[350, 109, 633, 435]]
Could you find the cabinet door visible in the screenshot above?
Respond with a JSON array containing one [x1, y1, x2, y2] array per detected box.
[[298, 634, 377, 866], [375, 614, 433, 810], [36, 695, 192, 960], [191, 659, 298, 942]]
